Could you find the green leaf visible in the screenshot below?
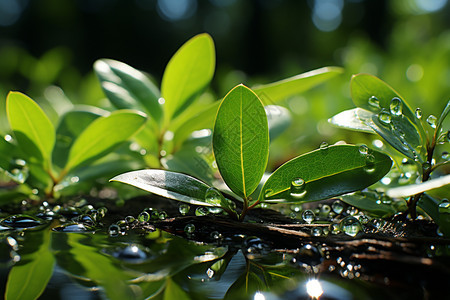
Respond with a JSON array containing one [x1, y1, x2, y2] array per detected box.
[[0, 136, 17, 171], [161, 151, 215, 185], [252, 66, 343, 104], [110, 169, 215, 206], [418, 193, 440, 221], [260, 145, 392, 203], [351, 74, 415, 121], [163, 278, 192, 300], [339, 191, 399, 217], [53, 106, 106, 168], [265, 105, 292, 141], [6, 92, 55, 169], [161, 33, 215, 124], [387, 174, 450, 198], [94, 59, 163, 124], [328, 108, 375, 133], [5, 229, 55, 300], [437, 99, 450, 132], [213, 85, 269, 198], [64, 110, 146, 174]]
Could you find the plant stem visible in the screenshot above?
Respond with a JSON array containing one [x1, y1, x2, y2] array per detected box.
[[239, 197, 249, 221]]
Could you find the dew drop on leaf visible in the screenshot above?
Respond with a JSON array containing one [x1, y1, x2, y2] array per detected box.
[[319, 142, 328, 150], [205, 187, 222, 206], [422, 162, 431, 172], [108, 224, 121, 237], [158, 211, 168, 220], [442, 151, 449, 160], [368, 96, 380, 109], [364, 154, 376, 173], [302, 210, 315, 224], [415, 108, 423, 119], [438, 199, 450, 214], [290, 178, 306, 199], [195, 207, 209, 216], [426, 115, 437, 128], [138, 211, 150, 223], [358, 144, 369, 155], [389, 97, 403, 116], [378, 110, 391, 125]]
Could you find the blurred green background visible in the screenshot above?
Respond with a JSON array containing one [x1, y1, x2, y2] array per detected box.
[[0, 0, 449, 168]]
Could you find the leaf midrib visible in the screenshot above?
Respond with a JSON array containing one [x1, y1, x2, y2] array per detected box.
[[239, 89, 246, 198]]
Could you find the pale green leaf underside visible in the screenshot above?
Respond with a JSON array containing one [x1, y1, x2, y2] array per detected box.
[[213, 85, 269, 198], [162, 33, 215, 124], [110, 169, 214, 206], [260, 145, 392, 203], [65, 110, 146, 173], [328, 108, 375, 133], [387, 174, 450, 198], [6, 91, 55, 167]]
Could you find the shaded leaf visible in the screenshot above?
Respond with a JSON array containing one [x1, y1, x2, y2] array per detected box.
[[64, 110, 146, 174], [110, 169, 215, 206], [94, 59, 162, 124], [328, 108, 375, 133], [164, 278, 192, 300], [437, 99, 450, 132], [5, 229, 55, 300], [162, 33, 215, 123], [213, 85, 269, 198], [53, 106, 106, 168], [260, 145, 392, 203], [418, 194, 440, 222], [6, 92, 55, 169], [339, 191, 399, 217], [252, 67, 343, 104]]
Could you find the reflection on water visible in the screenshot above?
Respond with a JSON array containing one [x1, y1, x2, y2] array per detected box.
[[0, 207, 449, 299]]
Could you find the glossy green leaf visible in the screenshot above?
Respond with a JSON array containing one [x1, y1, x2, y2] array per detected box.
[[328, 108, 375, 133], [164, 278, 192, 300], [5, 229, 55, 300], [260, 145, 392, 203], [6, 92, 55, 169], [53, 106, 106, 168], [265, 105, 292, 141], [64, 110, 146, 174], [110, 169, 215, 206], [94, 59, 163, 124], [161, 33, 215, 124], [339, 191, 398, 217], [351, 74, 415, 121], [437, 99, 450, 132], [252, 66, 343, 104], [172, 101, 219, 150], [213, 85, 269, 198]]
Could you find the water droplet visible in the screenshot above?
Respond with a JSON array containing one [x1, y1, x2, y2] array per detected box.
[[426, 115, 437, 128], [311, 227, 322, 236], [205, 187, 223, 206], [179, 203, 190, 215], [389, 97, 403, 116], [302, 210, 315, 224], [294, 244, 323, 267], [53, 223, 95, 233], [184, 223, 195, 234], [439, 199, 450, 214], [381, 196, 392, 205], [208, 207, 223, 214], [332, 200, 344, 214], [158, 211, 168, 220], [243, 237, 270, 259], [290, 204, 302, 212], [378, 110, 391, 125], [116, 220, 128, 232], [150, 210, 160, 220], [358, 215, 370, 225], [347, 206, 359, 216], [125, 216, 135, 224], [415, 108, 423, 119], [210, 231, 222, 240], [320, 204, 331, 215], [368, 96, 380, 109], [138, 211, 150, 223], [364, 154, 376, 173], [0, 215, 45, 229], [319, 142, 328, 150], [113, 244, 149, 263], [358, 144, 369, 155], [329, 223, 340, 234], [195, 207, 209, 216], [108, 224, 121, 237], [339, 216, 362, 237], [441, 152, 449, 161], [290, 178, 306, 199]]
